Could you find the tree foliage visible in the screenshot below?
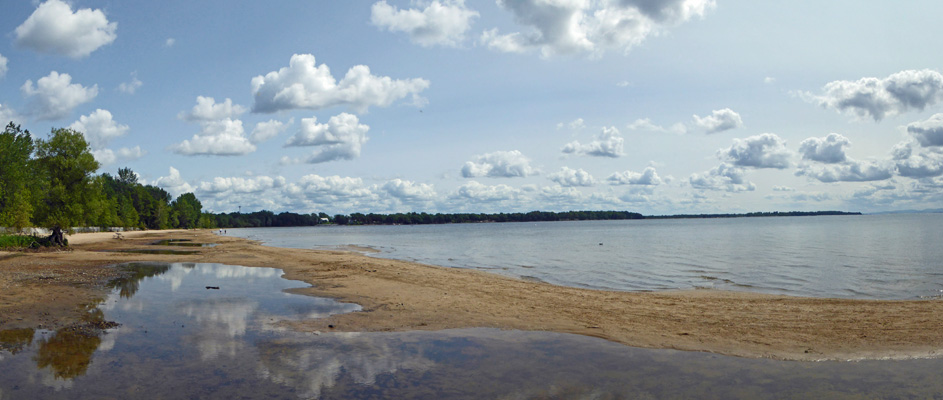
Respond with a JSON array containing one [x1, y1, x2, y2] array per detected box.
[[0, 123, 35, 230]]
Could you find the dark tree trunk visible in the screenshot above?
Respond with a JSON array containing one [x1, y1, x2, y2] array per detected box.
[[48, 226, 66, 247]]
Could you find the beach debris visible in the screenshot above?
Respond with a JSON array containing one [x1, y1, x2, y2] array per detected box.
[[328, 324, 335, 329]]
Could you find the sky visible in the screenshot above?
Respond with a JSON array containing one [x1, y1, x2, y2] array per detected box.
[[2, 0, 943, 215]]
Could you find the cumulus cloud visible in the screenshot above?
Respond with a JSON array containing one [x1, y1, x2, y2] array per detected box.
[[606, 166, 662, 185], [796, 160, 894, 183], [179, 96, 246, 121], [155, 167, 195, 197], [290, 175, 377, 206], [689, 163, 755, 192], [91, 146, 146, 166], [461, 150, 537, 178], [720, 133, 791, 169], [371, 0, 479, 47], [453, 181, 521, 202], [627, 118, 686, 134], [285, 113, 369, 163], [557, 117, 585, 130], [251, 54, 430, 114], [0, 104, 22, 125], [171, 118, 256, 156], [807, 69, 943, 121], [693, 108, 742, 134], [21, 71, 98, 120], [896, 152, 943, 178], [250, 119, 290, 144], [382, 179, 437, 201], [548, 167, 596, 187], [0, 53, 7, 78], [69, 109, 129, 149], [14, 0, 117, 59], [198, 175, 286, 195], [481, 0, 715, 58], [798, 133, 850, 164], [165, 38, 175, 47], [562, 126, 624, 157], [117, 72, 142, 94], [906, 113, 943, 147]]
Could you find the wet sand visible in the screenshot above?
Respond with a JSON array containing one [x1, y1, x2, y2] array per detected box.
[[1, 229, 942, 361]]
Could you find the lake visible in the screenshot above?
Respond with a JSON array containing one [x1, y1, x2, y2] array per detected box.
[[226, 213, 943, 300]]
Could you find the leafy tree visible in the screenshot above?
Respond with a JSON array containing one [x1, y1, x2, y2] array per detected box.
[[0, 122, 35, 231], [32, 128, 100, 245], [171, 192, 202, 229]]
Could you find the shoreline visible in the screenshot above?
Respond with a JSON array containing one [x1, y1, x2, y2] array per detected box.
[[1, 229, 942, 361]]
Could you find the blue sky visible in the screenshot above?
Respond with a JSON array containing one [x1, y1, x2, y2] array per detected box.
[[2, 0, 943, 215]]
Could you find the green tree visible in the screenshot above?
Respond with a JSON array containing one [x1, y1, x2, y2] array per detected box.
[[0, 122, 35, 231], [32, 128, 100, 245], [171, 192, 202, 229]]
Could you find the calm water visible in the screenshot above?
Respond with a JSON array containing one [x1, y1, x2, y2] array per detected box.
[[227, 213, 943, 300], [3, 262, 943, 399]]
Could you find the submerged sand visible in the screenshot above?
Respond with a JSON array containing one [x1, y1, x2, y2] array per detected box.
[[1, 229, 942, 361]]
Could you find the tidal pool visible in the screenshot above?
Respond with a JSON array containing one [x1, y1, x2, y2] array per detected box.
[[1, 262, 942, 399]]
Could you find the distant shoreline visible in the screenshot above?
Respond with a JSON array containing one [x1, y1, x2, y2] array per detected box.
[[211, 209, 862, 228]]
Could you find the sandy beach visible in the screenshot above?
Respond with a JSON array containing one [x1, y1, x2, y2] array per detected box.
[[2, 229, 942, 361]]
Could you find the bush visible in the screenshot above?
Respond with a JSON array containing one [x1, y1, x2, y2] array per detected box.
[[0, 234, 64, 249]]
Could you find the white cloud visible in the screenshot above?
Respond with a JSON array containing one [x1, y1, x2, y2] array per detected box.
[[772, 185, 794, 192], [21, 71, 98, 120], [179, 96, 246, 121], [198, 175, 286, 194], [292, 175, 378, 206], [807, 69, 943, 121], [798, 133, 850, 164], [165, 38, 175, 47], [14, 0, 117, 59], [796, 160, 894, 183], [562, 126, 624, 157], [171, 118, 256, 156], [91, 146, 146, 166], [539, 184, 584, 205], [906, 113, 943, 147], [896, 152, 943, 178], [155, 167, 195, 197], [606, 166, 662, 185], [68, 109, 129, 149], [286, 113, 369, 164], [250, 119, 290, 144], [0, 104, 22, 125], [627, 118, 686, 134], [382, 179, 437, 201], [251, 54, 430, 114], [117, 72, 142, 94], [461, 150, 537, 178], [0, 53, 7, 78], [452, 181, 521, 202], [481, 0, 715, 58], [693, 108, 742, 134], [557, 117, 585, 130], [764, 77, 776, 84], [720, 133, 792, 169], [548, 167, 596, 187], [689, 163, 755, 192], [371, 0, 479, 47]]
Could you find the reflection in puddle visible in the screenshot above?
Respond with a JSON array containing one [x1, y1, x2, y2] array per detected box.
[[113, 249, 201, 255], [2, 262, 942, 399]]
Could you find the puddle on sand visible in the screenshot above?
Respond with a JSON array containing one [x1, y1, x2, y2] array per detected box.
[[2, 263, 943, 399], [151, 239, 217, 247], [112, 249, 201, 255]]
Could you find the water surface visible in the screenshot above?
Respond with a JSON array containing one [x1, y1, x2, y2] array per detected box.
[[227, 214, 943, 299]]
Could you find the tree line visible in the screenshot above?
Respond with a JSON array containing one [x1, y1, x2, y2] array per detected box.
[[0, 123, 210, 245], [207, 210, 644, 228]]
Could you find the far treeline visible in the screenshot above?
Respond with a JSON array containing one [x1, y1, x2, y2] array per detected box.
[[207, 210, 861, 228], [0, 123, 212, 246]]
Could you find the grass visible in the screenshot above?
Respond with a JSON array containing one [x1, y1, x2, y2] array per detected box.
[[0, 234, 61, 249]]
